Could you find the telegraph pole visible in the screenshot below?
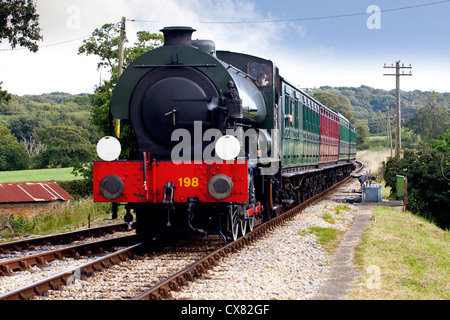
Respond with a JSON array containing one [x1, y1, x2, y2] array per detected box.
[[115, 16, 126, 139], [118, 16, 126, 79], [386, 106, 393, 158], [395, 62, 402, 158], [383, 61, 412, 158], [110, 17, 126, 221]]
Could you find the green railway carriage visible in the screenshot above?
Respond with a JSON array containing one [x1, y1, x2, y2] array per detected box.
[[281, 81, 320, 168], [338, 114, 353, 161], [349, 123, 357, 160]]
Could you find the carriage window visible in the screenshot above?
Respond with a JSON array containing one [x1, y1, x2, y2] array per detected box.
[[294, 101, 299, 129], [248, 62, 272, 87], [285, 98, 292, 128]]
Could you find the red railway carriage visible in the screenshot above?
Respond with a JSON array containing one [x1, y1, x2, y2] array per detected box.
[[319, 106, 339, 164]]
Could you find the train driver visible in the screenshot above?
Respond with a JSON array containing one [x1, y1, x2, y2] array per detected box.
[[256, 71, 269, 86]]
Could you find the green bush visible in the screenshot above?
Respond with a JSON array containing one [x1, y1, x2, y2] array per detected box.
[[357, 137, 387, 151], [0, 124, 30, 171], [384, 136, 450, 230], [57, 179, 93, 199]]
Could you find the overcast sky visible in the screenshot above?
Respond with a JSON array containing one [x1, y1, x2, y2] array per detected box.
[[1, 0, 450, 95]]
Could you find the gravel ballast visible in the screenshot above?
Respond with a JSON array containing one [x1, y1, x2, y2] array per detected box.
[[171, 198, 360, 300]]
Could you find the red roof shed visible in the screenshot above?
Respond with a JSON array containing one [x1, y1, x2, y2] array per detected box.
[[0, 182, 73, 204]]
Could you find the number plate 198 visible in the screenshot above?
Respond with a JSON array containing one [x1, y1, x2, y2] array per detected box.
[[178, 177, 199, 188]]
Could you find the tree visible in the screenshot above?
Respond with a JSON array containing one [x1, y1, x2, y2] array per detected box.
[[78, 22, 163, 145], [0, 123, 29, 170], [356, 124, 369, 145], [0, 81, 11, 102], [405, 93, 450, 141], [21, 135, 46, 157], [1, 0, 42, 101], [430, 129, 450, 153], [0, 0, 42, 52], [430, 129, 450, 182], [78, 24, 163, 76], [312, 91, 354, 123], [33, 125, 96, 168], [78, 23, 123, 73]]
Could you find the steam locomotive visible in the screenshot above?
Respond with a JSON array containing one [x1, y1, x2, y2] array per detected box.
[[93, 27, 356, 242]]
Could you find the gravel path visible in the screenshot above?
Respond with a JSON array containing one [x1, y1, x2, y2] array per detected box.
[[311, 204, 374, 300]]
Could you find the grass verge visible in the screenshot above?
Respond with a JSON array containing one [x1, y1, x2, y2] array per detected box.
[[0, 200, 115, 241], [301, 226, 345, 254], [349, 206, 450, 300], [0, 167, 82, 183]]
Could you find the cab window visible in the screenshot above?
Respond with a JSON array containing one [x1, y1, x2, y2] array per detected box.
[[248, 62, 272, 87]]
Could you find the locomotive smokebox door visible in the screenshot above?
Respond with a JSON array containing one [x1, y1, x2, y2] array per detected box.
[[139, 68, 217, 145]]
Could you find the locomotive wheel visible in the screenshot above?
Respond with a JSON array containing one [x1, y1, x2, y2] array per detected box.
[[240, 218, 248, 237], [229, 204, 246, 241], [247, 217, 254, 232], [245, 167, 256, 232]]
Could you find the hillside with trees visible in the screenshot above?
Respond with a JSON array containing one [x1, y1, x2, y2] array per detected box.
[[0, 86, 449, 172], [310, 86, 450, 149], [311, 85, 450, 134], [0, 92, 101, 170]]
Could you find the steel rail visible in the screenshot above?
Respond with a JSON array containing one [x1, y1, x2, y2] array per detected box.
[[0, 243, 142, 300], [134, 161, 364, 300], [0, 235, 138, 276], [0, 223, 130, 254]]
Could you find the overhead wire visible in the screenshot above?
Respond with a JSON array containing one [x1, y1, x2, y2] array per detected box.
[[2, 1, 450, 51], [0, 33, 94, 51], [201, 0, 450, 24], [0, 20, 123, 52]]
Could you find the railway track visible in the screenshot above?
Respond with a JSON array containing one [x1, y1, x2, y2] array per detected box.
[[0, 161, 363, 300], [0, 243, 142, 300], [0, 234, 224, 300], [0, 223, 130, 254], [0, 235, 137, 276], [0, 222, 138, 299], [31, 236, 223, 300]]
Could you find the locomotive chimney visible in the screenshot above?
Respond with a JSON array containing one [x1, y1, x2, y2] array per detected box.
[[160, 26, 196, 46]]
